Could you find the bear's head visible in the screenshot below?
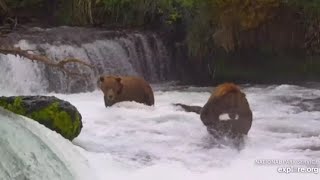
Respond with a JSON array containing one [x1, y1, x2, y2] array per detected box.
[[98, 76, 123, 107]]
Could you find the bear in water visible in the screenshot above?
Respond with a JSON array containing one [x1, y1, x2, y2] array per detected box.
[[200, 83, 253, 138], [174, 83, 252, 138], [97, 75, 154, 107]]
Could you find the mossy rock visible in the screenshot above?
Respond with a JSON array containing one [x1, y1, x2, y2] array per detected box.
[[0, 96, 82, 140]]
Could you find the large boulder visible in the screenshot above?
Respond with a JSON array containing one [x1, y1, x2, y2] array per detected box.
[[0, 96, 82, 140]]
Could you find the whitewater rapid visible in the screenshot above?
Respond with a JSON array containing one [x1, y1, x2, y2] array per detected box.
[[0, 107, 96, 180], [48, 84, 319, 180]]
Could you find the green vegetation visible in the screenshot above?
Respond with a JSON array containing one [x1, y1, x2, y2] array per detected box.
[[30, 102, 81, 140], [288, 0, 320, 19], [0, 97, 26, 115], [0, 97, 81, 140], [0, 0, 193, 25], [2, 0, 320, 51]]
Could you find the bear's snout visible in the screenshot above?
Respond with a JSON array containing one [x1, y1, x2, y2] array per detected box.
[[108, 95, 114, 100], [104, 96, 114, 107], [106, 89, 116, 100]]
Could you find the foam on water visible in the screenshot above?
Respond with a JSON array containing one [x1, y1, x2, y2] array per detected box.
[[50, 84, 320, 180], [0, 108, 96, 180]]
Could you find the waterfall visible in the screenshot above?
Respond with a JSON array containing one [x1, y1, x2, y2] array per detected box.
[[0, 108, 94, 180], [0, 27, 173, 94]]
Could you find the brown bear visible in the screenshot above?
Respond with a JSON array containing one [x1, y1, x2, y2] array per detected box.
[[200, 83, 253, 138], [97, 75, 154, 107]]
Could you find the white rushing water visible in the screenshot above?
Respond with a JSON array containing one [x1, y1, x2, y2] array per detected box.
[[1, 80, 320, 179], [47, 84, 319, 180], [0, 108, 95, 180], [0, 60, 320, 179]]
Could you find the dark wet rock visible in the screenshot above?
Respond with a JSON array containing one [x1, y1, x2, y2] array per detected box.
[[0, 96, 82, 140], [277, 96, 320, 112], [299, 98, 320, 112]]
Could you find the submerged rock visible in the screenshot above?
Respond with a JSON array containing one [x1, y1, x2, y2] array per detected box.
[[0, 96, 82, 140]]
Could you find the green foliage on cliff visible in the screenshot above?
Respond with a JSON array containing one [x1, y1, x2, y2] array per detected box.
[[4, 0, 43, 8], [1, 0, 320, 27], [288, 0, 320, 19], [91, 0, 197, 26], [186, 0, 320, 56], [2, 0, 318, 28], [0, 0, 194, 26], [2, 0, 320, 57]]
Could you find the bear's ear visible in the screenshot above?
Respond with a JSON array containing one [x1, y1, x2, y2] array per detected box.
[[99, 76, 104, 82]]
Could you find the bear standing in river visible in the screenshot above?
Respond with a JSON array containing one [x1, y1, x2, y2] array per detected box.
[[98, 75, 154, 107], [175, 83, 252, 138], [200, 83, 253, 138]]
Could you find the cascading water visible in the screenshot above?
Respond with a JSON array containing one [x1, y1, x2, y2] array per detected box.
[[0, 108, 95, 180], [0, 53, 48, 95], [0, 27, 173, 94]]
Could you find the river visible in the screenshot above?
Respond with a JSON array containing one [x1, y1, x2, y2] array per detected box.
[[0, 27, 319, 180]]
